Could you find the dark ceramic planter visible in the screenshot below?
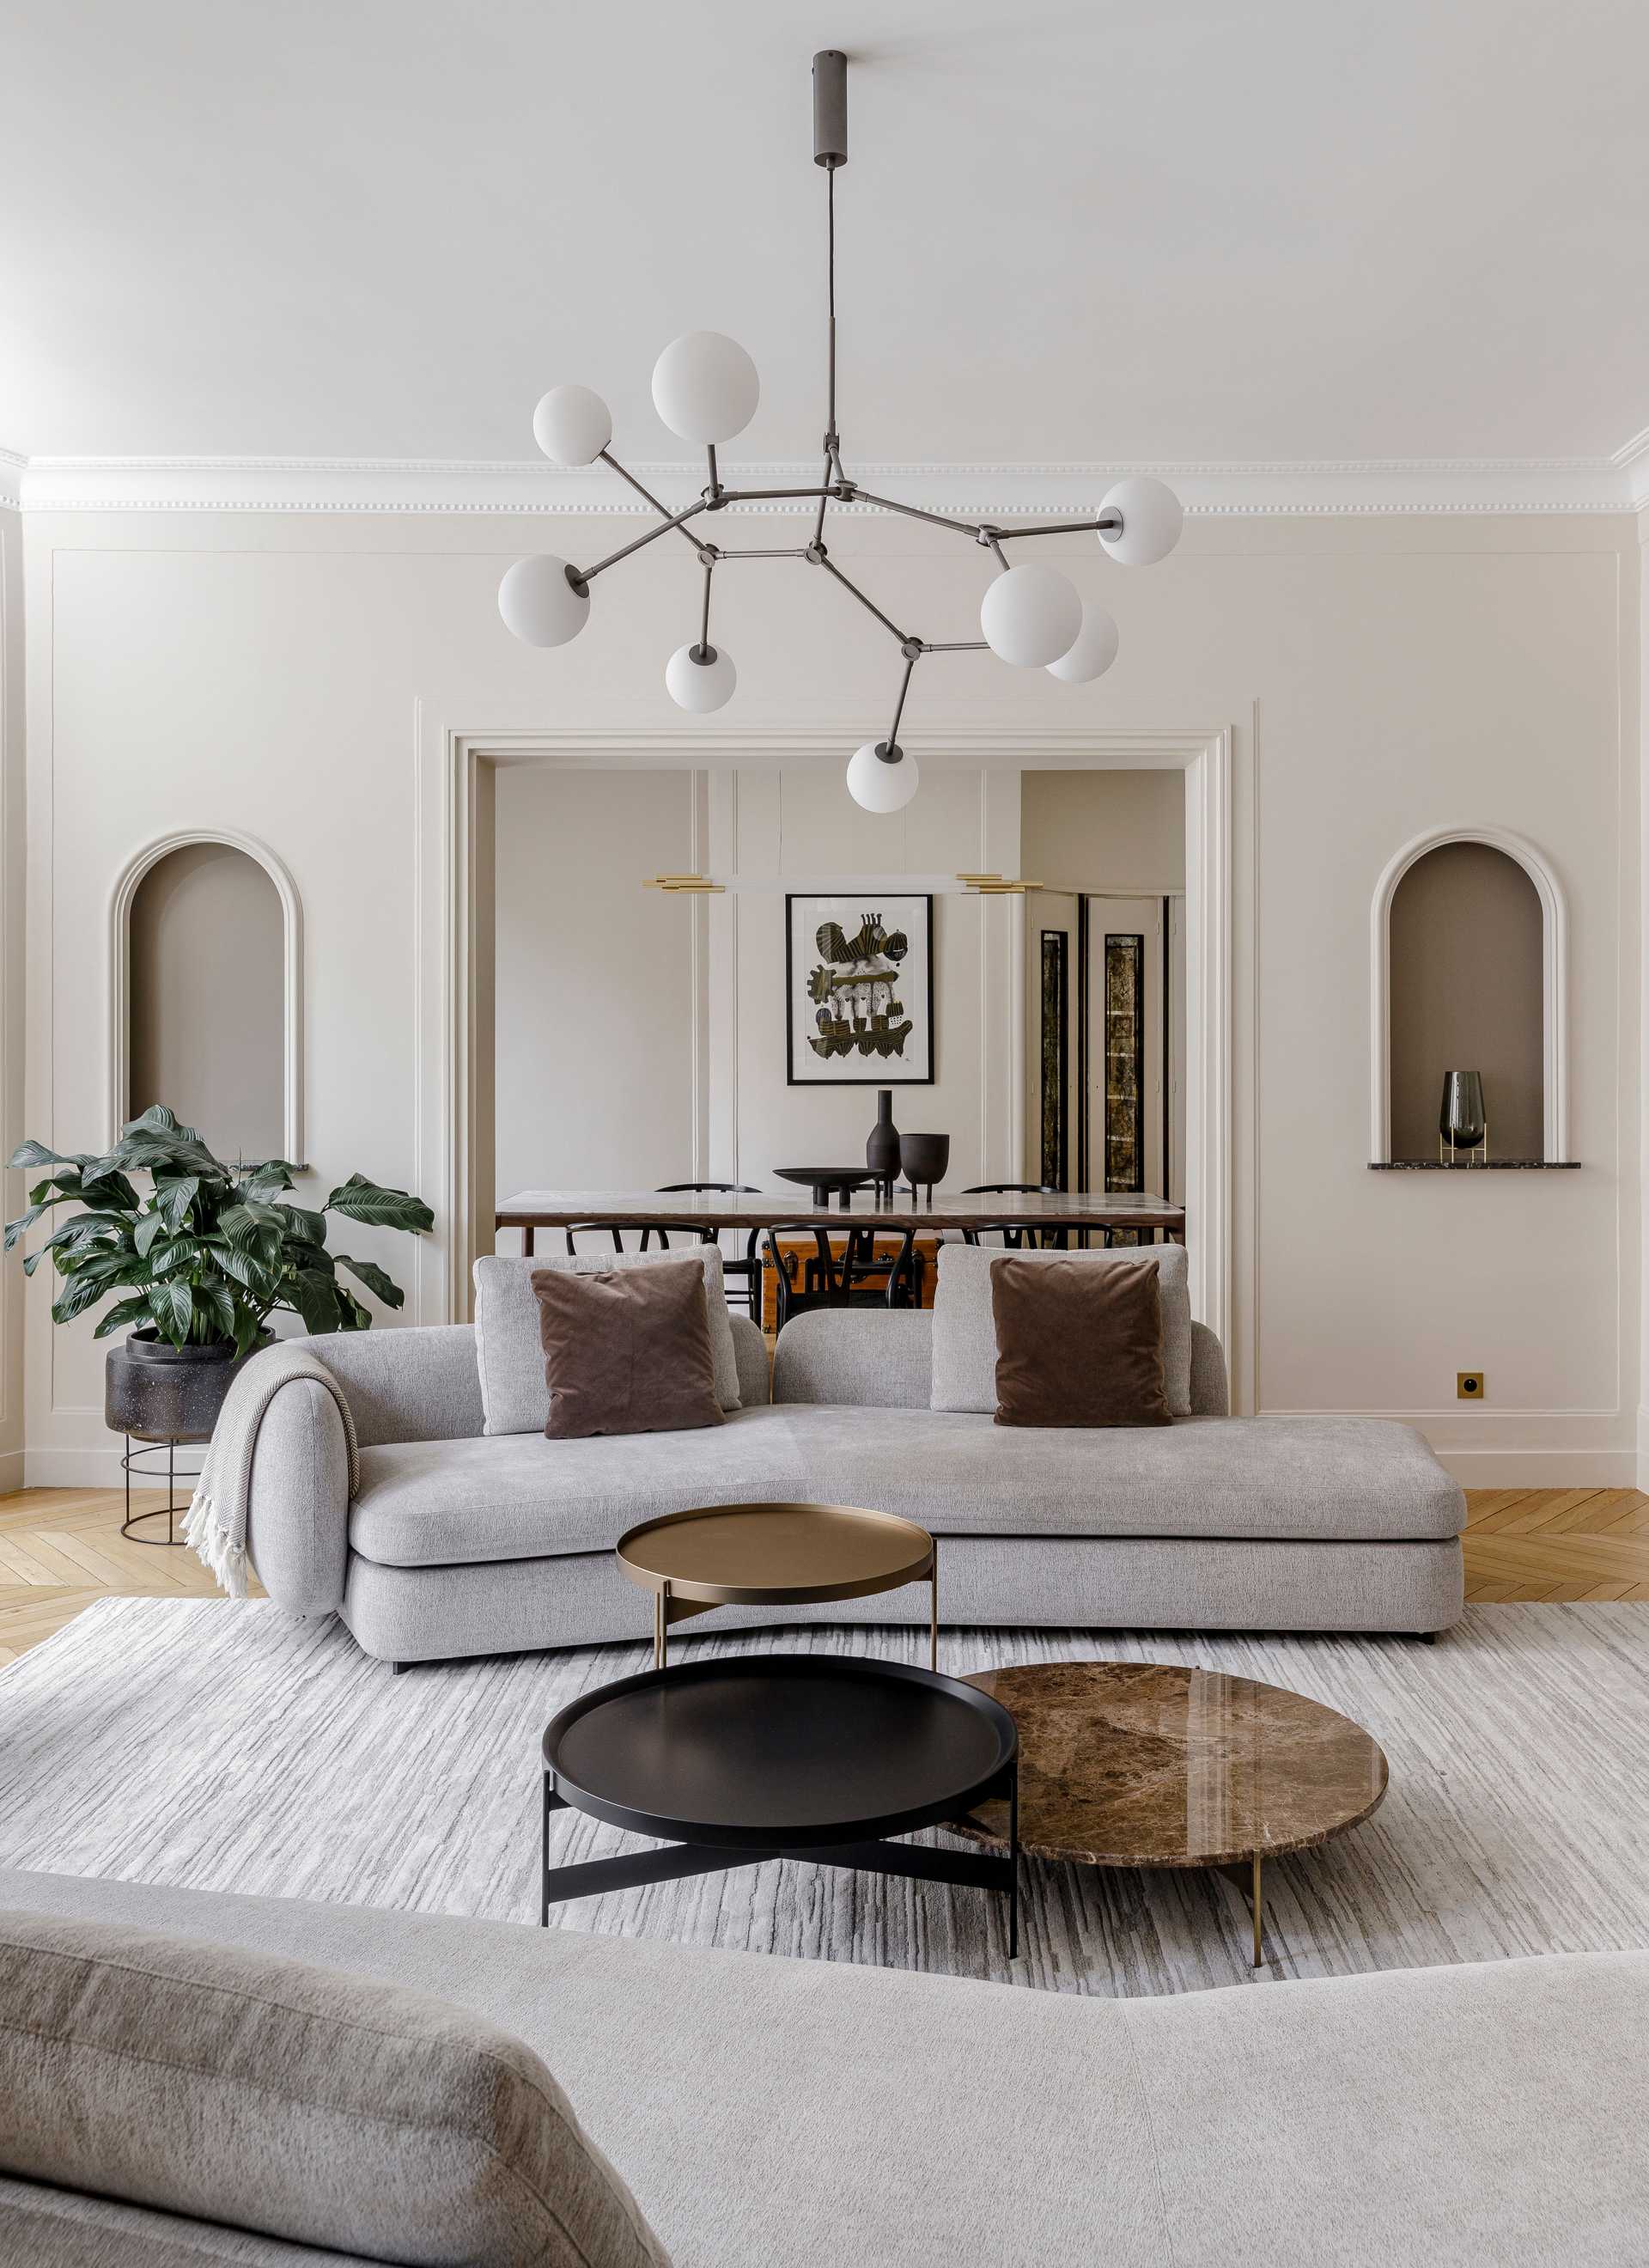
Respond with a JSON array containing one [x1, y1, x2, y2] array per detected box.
[[105, 1329, 273, 1444]]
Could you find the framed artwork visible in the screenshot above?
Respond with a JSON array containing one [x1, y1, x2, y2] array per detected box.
[[785, 893, 934, 1085]]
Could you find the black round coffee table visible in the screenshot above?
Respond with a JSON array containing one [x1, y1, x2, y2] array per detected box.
[[540, 1655, 1021, 1961]]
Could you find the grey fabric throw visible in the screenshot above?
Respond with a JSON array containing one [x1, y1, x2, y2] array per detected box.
[[185, 1344, 360, 1599]]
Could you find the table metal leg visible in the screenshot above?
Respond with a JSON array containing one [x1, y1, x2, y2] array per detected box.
[[929, 1542, 939, 1674], [1251, 1852, 1263, 1968], [540, 1771, 556, 1928], [1008, 1763, 1019, 1960], [653, 1589, 665, 1670]]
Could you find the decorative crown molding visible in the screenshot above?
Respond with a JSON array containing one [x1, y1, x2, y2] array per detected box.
[[8, 447, 1648, 519]]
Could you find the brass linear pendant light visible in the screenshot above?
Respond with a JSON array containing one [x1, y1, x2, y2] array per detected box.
[[497, 50, 1185, 810]]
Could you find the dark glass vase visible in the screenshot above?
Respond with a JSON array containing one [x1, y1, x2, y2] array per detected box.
[[866, 1089, 901, 1189], [1439, 1070, 1487, 1163]]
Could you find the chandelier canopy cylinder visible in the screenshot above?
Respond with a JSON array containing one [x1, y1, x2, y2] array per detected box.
[[494, 50, 1185, 805]]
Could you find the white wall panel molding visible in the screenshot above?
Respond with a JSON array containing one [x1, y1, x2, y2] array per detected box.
[[0, 450, 23, 512], [13, 454, 1644, 519], [1369, 824, 1569, 1165]]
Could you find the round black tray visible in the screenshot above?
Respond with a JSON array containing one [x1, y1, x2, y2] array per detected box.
[[543, 1654, 1015, 1850]]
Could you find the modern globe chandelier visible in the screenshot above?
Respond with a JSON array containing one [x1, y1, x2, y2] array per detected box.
[[497, 50, 1185, 812]]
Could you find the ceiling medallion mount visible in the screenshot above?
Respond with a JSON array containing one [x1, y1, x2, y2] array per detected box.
[[497, 49, 1184, 810]]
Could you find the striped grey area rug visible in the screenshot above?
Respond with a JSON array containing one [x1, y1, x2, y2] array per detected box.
[[3, 1597, 1646, 1997]]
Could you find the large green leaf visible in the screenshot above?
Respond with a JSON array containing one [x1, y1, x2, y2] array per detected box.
[[52, 1271, 119, 1326], [205, 1238, 280, 1297], [276, 1204, 328, 1248], [324, 1174, 434, 1234], [335, 1285, 374, 1332], [240, 1161, 299, 1203], [133, 1209, 169, 1258], [155, 1177, 201, 1234], [192, 1277, 238, 1343], [147, 1278, 195, 1348], [288, 1270, 343, 1335], [8, 1140, 94, 1174], [334, 1254, 405, 1308], [92, 1294, 153, 1341]]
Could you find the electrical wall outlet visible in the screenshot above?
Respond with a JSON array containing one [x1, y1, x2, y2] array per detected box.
[[1457, 1372, 1485, 1402]]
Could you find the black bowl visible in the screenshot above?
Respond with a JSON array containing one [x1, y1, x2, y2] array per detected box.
[[898, 1133, 950, 1191]]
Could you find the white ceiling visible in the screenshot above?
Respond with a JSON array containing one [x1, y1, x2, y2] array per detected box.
[[4, 0, 1648, 468]]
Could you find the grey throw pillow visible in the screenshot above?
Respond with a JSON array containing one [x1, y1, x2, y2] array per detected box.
[[0, 1908, 669, 2268], [475, 1248, 740, 1434], [930, 1240, 1193, 1418]]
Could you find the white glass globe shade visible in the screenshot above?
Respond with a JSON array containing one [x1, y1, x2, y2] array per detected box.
[[497, 555, 590, 648], [1045, 602, 1120, 684], [846, 741, 920, 814], [665, 642, 737, 713], [1098, 476, 1184, 567], [651, 332, 759, 444], [979, 563, 1083, 668], [532, 385, 611, 466]]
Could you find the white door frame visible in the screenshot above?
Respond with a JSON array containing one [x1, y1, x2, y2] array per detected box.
[[413, 712, 1233, 1358]]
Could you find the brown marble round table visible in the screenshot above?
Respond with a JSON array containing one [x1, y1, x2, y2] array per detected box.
[[951, 1661, 1389, 1966]]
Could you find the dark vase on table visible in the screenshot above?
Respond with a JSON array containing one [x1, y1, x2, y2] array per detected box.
[[866, 1089, 901, 1198], [899, 1132, 950, 1200]]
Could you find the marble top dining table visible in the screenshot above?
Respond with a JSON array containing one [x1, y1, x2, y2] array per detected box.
[[495, 1187, 1186, 1245]]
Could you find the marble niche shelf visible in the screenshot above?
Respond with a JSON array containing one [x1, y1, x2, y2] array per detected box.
[[1367, 1160, 1581, 1171]]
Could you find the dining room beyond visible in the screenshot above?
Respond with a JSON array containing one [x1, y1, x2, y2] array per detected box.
[[482, 759, 1190, 1298]]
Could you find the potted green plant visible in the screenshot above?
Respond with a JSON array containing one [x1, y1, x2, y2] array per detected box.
[[3, 1106, 434, 1442]]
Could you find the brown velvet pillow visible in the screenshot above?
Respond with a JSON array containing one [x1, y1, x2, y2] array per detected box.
[[989, 1253, 1171, 1428], [531, 1259, 724, 1440]]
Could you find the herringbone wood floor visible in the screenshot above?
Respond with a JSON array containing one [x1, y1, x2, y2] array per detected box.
[[3, 1486, 1648, 1666]]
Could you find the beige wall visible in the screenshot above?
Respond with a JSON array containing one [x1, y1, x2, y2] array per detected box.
[[15, 503, 1641, 1485], [490, 765, 700, 1214], [1389, 841, 1544, 1160], [1020, 769, 1186, 895], [0, 509, 22, 1491], [127, 841, 285, 1160]]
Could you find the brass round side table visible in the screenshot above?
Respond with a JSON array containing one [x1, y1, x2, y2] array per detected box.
[[615, 1502, 938, 1669]]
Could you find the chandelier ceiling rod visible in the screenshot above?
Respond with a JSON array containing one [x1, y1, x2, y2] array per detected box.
[[497, 46, 1187, 808]]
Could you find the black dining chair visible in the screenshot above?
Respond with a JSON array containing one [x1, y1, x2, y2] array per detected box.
[[958, 1183, 1081, 1251], [563, 1220, 709, 1256], [763, 1223, 919, 1332], [653, 1182, 764, 1317]]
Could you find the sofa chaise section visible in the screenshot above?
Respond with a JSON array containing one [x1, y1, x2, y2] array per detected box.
[[3, 1866, 1643, 2267], [244, 1311, 1464, 1662]]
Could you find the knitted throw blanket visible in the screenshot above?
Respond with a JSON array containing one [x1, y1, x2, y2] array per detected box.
[[184, 1343, 360, 1599]]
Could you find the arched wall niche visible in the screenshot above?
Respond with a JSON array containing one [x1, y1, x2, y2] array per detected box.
[[109, 830, 304, 1162], [1369, 825, 1567, 1163]]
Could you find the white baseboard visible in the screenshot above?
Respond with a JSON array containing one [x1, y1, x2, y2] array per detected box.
[[1434, 1448, 1639, 1487], [22, 1444, 202, 1491]]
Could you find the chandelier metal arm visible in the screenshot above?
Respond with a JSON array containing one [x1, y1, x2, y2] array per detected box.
[[845, 486, 991, 542], [574, 497, 715, 587], [812, 550, 910, 646], [714, 546, 812, 559], [694, 560, 715, 659], [920, 639, 989, 653], [999, 514, 1124, 540], [597, 450, 711, 556], [879, 649, 916, 756]]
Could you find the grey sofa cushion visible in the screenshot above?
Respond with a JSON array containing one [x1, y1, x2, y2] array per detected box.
[[930, 1241, 1193, 1418], [0, 1908, 667, 2268], [347, 1402, 1463, 1568], [6, 1869, 1646, 2268], [0, 2174, 376, 2264], [474, 1250, 739, 1434]]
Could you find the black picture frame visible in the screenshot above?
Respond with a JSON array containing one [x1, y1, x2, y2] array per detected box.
[[785, 893, 935, 1086]]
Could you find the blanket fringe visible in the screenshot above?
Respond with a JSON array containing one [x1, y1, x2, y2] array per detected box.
[[183, 1488, 249, 1600]]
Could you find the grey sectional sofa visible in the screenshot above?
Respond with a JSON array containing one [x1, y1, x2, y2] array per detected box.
[[3, 1864, 1645, 2265], [244, 1310, 1464, 1664]]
